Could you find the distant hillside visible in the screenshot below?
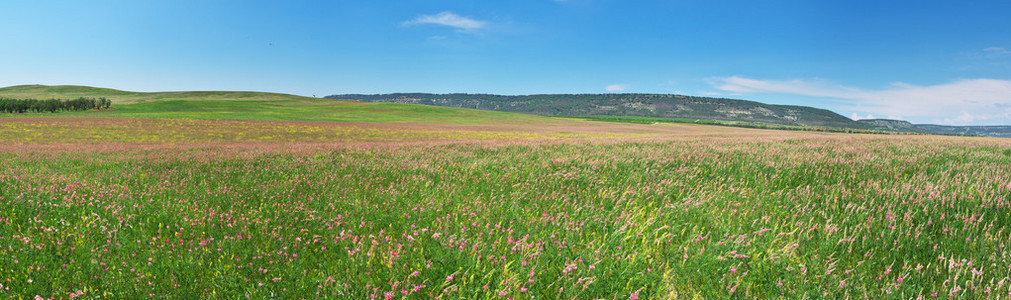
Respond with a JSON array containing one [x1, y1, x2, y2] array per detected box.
[[856, 119, 919, 132], [857, 119, 1011, 138], [326, 93, 873, 130], [0, 85, 319, 104], [0, 85, 565, 125]]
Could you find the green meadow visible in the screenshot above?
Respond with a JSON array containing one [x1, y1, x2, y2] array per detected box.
[[57, 100, 553, 125], [1, 85, 556, 125], [1, 86, 1010, 299]]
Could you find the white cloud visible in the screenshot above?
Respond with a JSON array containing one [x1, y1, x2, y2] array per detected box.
[[850, 113, 875, 120], [849, 113, 903, 121], [710, 76, 864, 99], [605, 84, 628, 92], [403, 12, 486, 33], [710, 76, 1011, 125], [943, 111, 975, 124]]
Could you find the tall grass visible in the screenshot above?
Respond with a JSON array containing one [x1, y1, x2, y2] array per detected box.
[[2, 134, 1010, 298]]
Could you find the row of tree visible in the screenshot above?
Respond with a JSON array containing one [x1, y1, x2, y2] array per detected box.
[[0, 97, 112, 113]]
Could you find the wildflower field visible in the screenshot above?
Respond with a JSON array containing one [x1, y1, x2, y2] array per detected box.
[[2, 108, 1011, 299]]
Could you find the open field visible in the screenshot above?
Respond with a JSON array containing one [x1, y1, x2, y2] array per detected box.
[[0, 117, 635, 147], [2, 87, 1011, 298], [3, 115, 1011, 299]]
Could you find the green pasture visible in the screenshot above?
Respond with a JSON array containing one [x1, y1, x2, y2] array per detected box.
[[1, 85, 560, 125]]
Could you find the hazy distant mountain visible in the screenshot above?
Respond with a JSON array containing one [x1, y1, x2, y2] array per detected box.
[[858, 119, 1011, 138], [326, 93, 872, 130]]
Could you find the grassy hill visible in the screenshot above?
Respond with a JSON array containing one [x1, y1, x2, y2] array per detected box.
[[0, 85, 560, 125], [10, 85, 1009, 137], [327, 93, 874, 130], [0, 84, 320, 104]]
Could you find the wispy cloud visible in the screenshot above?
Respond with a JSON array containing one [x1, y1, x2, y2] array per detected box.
[[982, 47, 1011, 58], [710, 76, 863, 99], [605, 84, 628, 92], [982, 46, 1006, 54], [403, 12, 487, 33], [710, 76, 1011, 125]]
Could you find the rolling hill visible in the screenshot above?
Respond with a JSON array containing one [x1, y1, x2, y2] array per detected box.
[[0, 84, 319, 104], [6, 85, 1010, 137], [329, 93, 1011, 137], [326, 93, 874, 130], [0, 85, 560, 125]]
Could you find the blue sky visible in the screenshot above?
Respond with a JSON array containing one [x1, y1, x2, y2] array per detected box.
[[2, 0, 1010, 125]]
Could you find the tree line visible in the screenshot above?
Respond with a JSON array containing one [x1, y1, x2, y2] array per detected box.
[[0, 97, 112, 113]]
